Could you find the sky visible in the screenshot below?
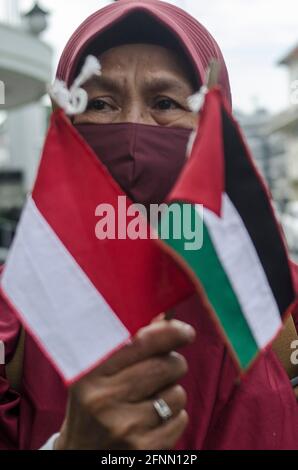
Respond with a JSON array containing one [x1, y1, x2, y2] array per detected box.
[[3, 0, 298, 114]]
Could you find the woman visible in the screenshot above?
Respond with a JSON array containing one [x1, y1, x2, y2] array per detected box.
[[1, 0, 298, 450]]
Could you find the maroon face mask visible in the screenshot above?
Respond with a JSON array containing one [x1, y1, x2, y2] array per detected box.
[[74, 123, 192, 210]]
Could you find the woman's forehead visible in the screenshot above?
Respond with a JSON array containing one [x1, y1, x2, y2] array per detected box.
[[96, 43, 196, 87]]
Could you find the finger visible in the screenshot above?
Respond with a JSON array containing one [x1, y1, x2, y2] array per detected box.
[[100, 320, 195, 376], [139, 410, 189, 450], [112, 385, 187, 435], [141, 385, 187, 430], [112, 352, 188, 401]]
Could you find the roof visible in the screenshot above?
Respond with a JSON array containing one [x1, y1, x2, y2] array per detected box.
[[279, 44, 298, 65], [22, 2, 49, 18]]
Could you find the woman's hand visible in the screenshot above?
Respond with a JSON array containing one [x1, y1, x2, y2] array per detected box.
[[55, 318, 195, 450]]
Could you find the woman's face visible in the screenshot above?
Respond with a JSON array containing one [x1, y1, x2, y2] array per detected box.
[[73, 43, 197, 129]]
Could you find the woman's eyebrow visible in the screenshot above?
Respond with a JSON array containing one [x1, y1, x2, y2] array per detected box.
[[142, 76, 190, 95], [85, 76, 123, 94]]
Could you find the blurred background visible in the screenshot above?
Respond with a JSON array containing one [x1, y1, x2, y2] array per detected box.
[[0, 0, 298, 262]]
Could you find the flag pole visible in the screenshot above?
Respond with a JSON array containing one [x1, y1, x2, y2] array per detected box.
[[206, 59, 220, 90]]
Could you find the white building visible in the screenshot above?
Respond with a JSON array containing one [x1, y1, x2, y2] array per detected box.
[[266, 44, 298, 202], [236, 107, 289, 215], [264, 44, 298, 255], [0, 0, 53, 261]]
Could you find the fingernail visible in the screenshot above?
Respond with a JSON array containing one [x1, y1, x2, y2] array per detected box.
[[182, 324, 196, 341]]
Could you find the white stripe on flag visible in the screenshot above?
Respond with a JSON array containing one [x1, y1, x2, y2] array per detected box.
[[1, 196, 130, 383], [203, 193, 282, 348]]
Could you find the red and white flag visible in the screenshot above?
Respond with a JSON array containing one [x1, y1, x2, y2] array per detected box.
[[0, 110, 192, 384]]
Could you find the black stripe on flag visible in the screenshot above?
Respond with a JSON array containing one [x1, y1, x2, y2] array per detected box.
[[222, 107, 295, 315]]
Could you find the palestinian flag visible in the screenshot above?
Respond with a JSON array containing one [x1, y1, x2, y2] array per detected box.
[[0, 110, 192, 384], [159, 87, 296, 370]]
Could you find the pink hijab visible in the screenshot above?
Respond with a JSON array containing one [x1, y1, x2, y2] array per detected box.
[[56, 0, 232, 107], [1, 0, 298, 450]]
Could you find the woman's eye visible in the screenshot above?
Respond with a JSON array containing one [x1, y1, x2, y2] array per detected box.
[[154, 98, 181, 111], [87, 99, 113, 111]]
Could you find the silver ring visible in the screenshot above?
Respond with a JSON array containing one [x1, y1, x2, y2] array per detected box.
[[153, 398, 173, 422]]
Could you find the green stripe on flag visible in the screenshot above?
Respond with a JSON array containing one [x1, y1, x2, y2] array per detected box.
[[159, 203, 258, 368]]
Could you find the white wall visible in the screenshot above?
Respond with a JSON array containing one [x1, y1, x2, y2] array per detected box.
[[6, 102, 48, 192]]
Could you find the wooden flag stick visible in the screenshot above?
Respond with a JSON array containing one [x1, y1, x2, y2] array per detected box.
[[206, 59, 220, 90]]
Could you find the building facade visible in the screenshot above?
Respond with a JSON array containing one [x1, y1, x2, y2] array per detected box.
[[0, 1, 52, 262], [236, 108, 289, 214], [266, 45, 298, 202]]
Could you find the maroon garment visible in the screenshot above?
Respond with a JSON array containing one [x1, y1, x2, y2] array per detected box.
[[1, 262, 298, 450]]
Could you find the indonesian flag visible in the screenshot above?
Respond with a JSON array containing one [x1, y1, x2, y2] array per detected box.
[[0, 110, 192, 384], [160, 87, 296, 370]]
